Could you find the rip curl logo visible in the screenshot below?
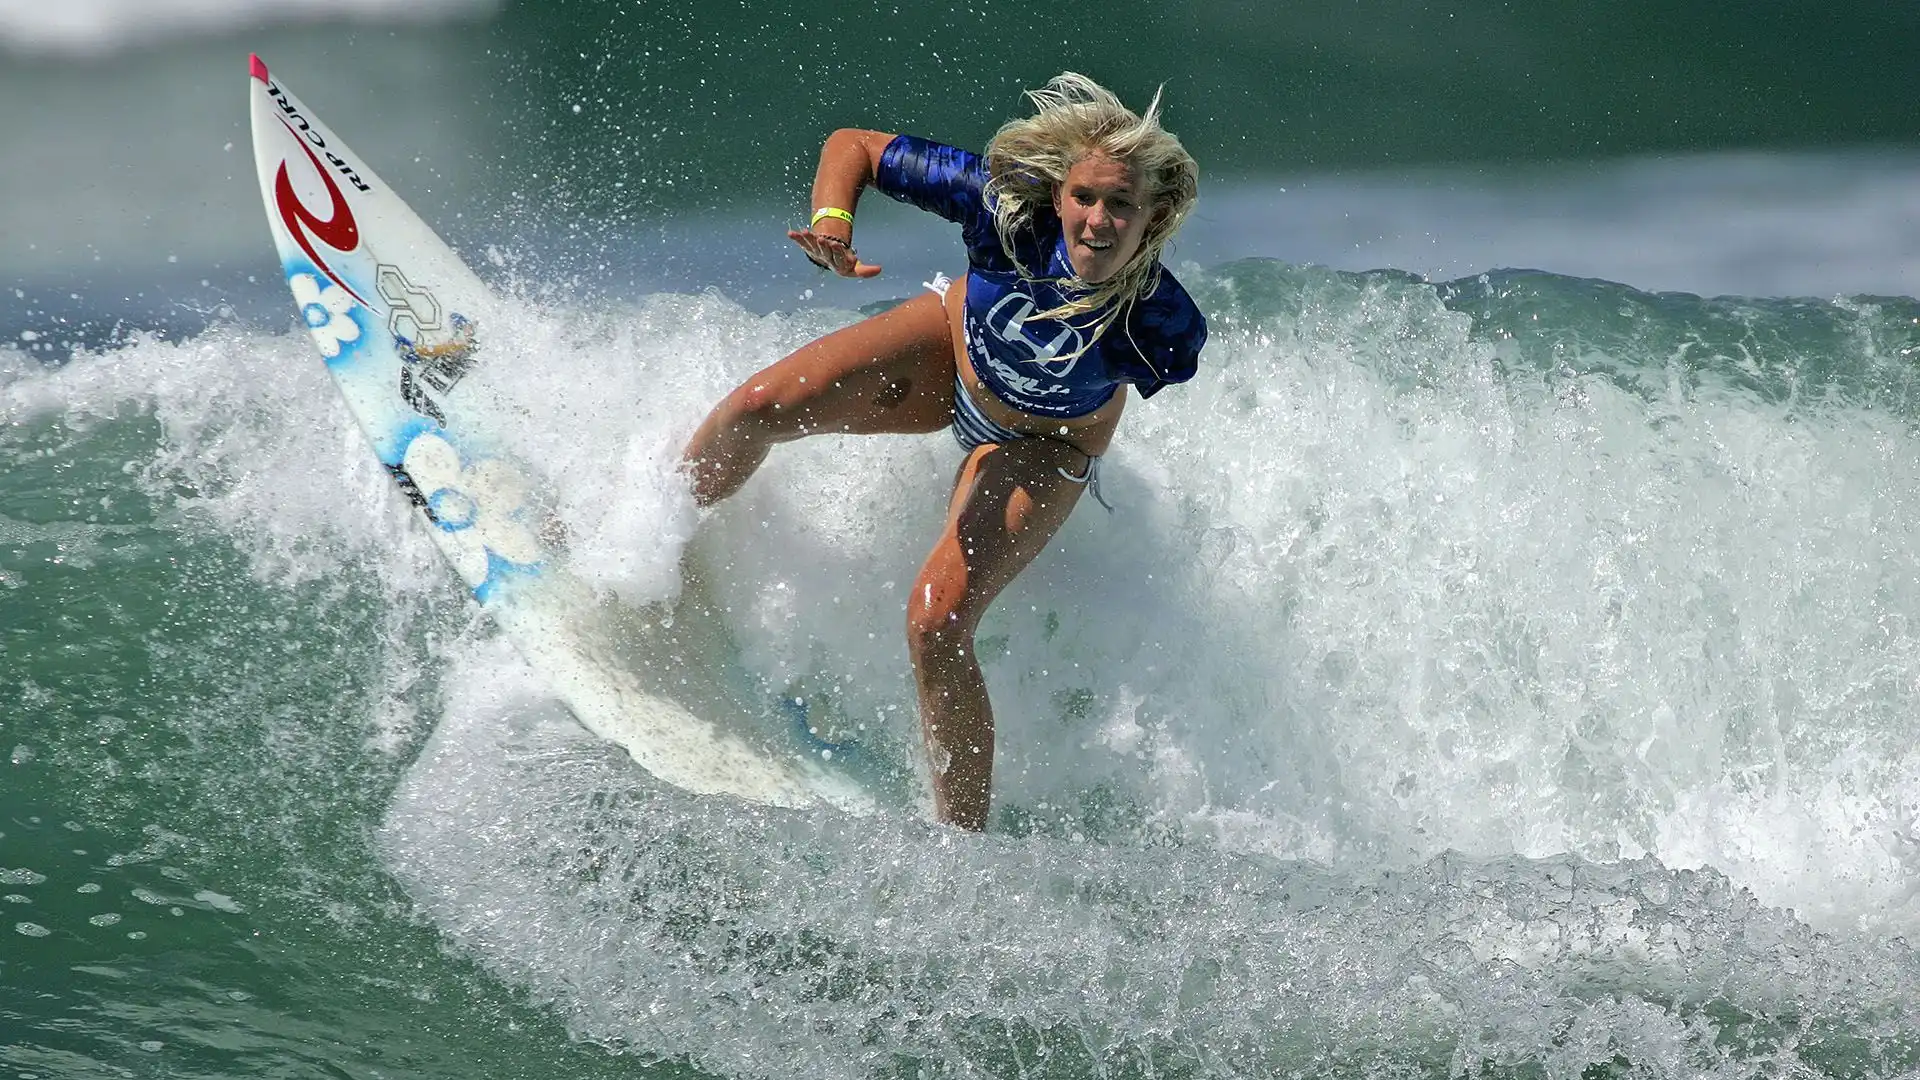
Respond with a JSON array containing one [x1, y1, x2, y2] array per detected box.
[[273, 113, 368, 308], [984, 292, 1085, 377]]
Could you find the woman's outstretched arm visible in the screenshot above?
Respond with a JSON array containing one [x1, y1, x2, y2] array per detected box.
[[788, 128, 895, 278]]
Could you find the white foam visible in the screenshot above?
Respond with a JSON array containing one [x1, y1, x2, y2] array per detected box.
[[381, 684, 1920, 1077], [574, 269, 1920, 937], [16, 271, 1920, 937]]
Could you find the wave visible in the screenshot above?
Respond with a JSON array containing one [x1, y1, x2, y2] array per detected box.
[[10, 260, 1920, 1074]]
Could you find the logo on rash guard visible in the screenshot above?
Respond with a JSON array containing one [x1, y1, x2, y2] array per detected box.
[[966, 316, 1074, 412], [274, 117, 368, 307], [985, 292, 1085, 377]]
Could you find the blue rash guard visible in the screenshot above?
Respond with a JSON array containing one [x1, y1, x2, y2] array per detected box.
[[872, 134, 1207, 419]]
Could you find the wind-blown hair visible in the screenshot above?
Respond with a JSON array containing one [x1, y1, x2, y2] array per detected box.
[[983, 72, 1199, 339]]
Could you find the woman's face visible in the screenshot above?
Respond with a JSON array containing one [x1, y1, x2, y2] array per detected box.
[[1053, 151, 1154, 283]]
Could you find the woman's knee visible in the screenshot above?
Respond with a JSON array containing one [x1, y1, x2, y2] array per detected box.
[[904, 564, 981, 662], [722, 368, 820, 439]]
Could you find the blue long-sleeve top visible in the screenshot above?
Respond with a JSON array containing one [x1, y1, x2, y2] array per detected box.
[[872, 134, 1207, 418]]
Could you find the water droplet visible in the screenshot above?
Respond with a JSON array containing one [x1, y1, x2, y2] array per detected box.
[[88, 913, 121, 927], [193, 891, 244, 913]]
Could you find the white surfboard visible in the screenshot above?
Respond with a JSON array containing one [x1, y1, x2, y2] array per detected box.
[[247, 55, 873, 814]]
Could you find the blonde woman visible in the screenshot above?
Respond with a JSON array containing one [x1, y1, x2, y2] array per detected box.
[[682, 73, 1207, 831]]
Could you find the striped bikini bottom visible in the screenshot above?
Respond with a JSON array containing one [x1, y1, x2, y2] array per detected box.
[[951, 373, 1110, 511]]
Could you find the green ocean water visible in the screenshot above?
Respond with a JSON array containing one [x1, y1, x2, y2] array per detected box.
[[0, 416, 647, 1078], [7, 2, 1920, 1077], [482, 0, 1920, 204]]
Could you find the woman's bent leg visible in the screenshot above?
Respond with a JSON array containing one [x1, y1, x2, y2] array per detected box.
[[682, 292, 954, 506], [907, 437, 1092, 830]]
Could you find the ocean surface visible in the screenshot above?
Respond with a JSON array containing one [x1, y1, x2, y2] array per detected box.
[[6, 1, 1920, 1077]]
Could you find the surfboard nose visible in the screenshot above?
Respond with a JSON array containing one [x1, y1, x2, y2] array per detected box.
[[250, 54, 269, 82]]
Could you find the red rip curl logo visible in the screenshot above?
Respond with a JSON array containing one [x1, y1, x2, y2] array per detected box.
[[274, 117, 368, 307]]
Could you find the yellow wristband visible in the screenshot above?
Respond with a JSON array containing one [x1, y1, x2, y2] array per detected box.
[[810, 206, 855, 228]]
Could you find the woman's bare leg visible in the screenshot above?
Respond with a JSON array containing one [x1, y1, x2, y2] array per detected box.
[[682, 292, 954, 506], [906, 437, 1093, 830]]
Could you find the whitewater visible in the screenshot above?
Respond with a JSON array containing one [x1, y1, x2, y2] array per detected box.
[[10, 247, 1920, 1075]]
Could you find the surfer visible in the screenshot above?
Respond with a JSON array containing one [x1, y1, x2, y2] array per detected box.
[[681, 73, 1207, 831]]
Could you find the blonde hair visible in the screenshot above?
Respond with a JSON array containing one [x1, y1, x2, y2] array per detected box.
[[982, 72, 1199, 344]]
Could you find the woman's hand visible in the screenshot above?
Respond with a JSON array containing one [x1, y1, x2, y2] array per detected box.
[[789, 228, 882, 278]]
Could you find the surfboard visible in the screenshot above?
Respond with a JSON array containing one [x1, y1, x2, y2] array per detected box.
[[246, 54, 875, 815]]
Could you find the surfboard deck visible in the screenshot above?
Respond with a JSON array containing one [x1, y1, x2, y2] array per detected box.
[[246, 54, 876, 815]]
